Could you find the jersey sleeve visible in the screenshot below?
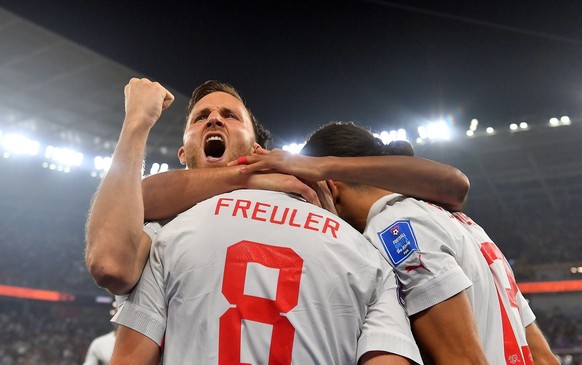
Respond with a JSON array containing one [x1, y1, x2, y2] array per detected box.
[[143, 221, 162, 241], [518, 291, 536, 327], [111, 231, 167, 346], [357, 254, 423, 365], [365, 199, 472, 316]]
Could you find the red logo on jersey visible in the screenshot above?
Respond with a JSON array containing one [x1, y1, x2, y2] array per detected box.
[[405, 254, 430, 272]]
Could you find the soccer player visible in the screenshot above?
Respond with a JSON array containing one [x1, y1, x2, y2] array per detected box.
[[85, 89, 470, 296], [236, 122, 559, 365], [88, 79, 422, 364], [83, 330, 115, 365]]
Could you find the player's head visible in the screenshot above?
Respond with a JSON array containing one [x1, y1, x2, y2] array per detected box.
[[302, 121, 413, 232], [302, 121, 414, 159], [179, 80, 272, 169]]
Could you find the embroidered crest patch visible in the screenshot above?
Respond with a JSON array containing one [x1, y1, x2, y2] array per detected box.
[[378, 220, 419, 266]]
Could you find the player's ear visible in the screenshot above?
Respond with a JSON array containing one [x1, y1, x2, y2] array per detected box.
[[251, 143, 261, 155], [326, 180, 340, 203], [177, 147, 187, 166]]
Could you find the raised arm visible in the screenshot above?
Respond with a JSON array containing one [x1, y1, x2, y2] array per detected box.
[[230, 148, 470, 211], [142, 168, 321, 221], [85, 78, 174, 294], [410, 291, 489, 364]]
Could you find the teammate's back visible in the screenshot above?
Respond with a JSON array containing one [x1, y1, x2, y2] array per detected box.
[[365, 193, 535, 364], [114, 189, 420, 364]]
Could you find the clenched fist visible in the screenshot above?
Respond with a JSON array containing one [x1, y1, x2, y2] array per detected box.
[[123, 78, 175, 131]]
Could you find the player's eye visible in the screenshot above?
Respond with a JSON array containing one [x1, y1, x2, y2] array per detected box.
[[194, 114, 207, 122]]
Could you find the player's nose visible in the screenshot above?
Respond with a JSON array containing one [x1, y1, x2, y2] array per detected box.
[[206, 110, 224, 128]]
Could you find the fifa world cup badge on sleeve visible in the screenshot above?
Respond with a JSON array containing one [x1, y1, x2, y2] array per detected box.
[[378, 220, 419, 266]]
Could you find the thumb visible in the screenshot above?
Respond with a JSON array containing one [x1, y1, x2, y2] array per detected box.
[[162, 90, 175, 110]]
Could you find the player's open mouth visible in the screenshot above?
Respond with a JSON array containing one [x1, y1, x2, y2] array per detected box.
[[205, 135, 226, 161]]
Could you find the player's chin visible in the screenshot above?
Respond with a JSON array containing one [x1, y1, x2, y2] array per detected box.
[[203, 156, 228, 167]]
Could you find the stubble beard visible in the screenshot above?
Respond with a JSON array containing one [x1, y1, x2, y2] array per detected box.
[[184, 143, 255, 169]]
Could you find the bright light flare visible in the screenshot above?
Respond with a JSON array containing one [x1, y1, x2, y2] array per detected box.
[[418, 121, 450, 141], [94, 156, 112, 172], [149, 162, 169, 175], [44, 146, 84, 166], [1, 133, 40, 156], [374, 129, 408, 145], [282, 142, 305, 154]]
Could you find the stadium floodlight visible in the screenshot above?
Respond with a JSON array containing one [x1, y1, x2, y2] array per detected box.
[[466, 130, 474, 137], [486, 127, 495, 134], [150, 163, 160, 175], [94, 155, 112, 173], [418, 121, 450, 142], [396, 128, 407, 141], [374, 129, 408, 145], [510, 123, 518, 131], [417, 125, 428, 140], [1, 133, 40, 156], [519, 122, 528, 129], [149, 162, 170, 175], [282, 142, 305, 154], [560, 116, 571, 125], [44, 145, 84, 167], [469, 119, 479, 131], [549, 116, 571, 127]]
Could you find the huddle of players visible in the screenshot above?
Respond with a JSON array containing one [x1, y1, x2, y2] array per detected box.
[[85, 78, 559, 364]]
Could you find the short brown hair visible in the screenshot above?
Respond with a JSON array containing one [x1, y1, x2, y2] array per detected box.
[[186, 80, 272, 149]]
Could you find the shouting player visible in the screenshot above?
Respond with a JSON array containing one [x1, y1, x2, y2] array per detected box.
[[86, 79, 423, 364]]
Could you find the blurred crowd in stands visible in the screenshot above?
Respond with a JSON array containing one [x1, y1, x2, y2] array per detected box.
[[0, 300, 111, 365]]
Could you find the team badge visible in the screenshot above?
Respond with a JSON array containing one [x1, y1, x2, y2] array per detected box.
[[378, 220, 419, 266]]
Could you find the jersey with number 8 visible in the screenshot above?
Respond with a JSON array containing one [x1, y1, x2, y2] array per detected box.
[[113, 190, 422, 364]]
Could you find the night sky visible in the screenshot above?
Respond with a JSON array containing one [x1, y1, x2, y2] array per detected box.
[[2, 0, 581, 145]]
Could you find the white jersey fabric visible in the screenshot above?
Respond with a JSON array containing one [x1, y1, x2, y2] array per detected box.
[[83, 330, 115, 365], [364, 194, 536, 365], [113, 190, 422, 365]]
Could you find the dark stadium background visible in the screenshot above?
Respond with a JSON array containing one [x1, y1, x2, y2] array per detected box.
[[0, 2, 581, 363]]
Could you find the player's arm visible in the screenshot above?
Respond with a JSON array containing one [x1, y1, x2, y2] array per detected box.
[[230, 149, 470, 211], [142, 168, 321, 220], [410, 291, 489, 365], [85, 78, 173, 294], [360, 352, 411, 365], [109, 325, 160, 365], [525, 322, 560, 365]]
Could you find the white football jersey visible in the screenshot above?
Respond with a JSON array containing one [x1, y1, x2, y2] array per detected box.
[[83, 331, 115, 365], [113, 190, 422, 365], [364, 194, 536, 365]]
